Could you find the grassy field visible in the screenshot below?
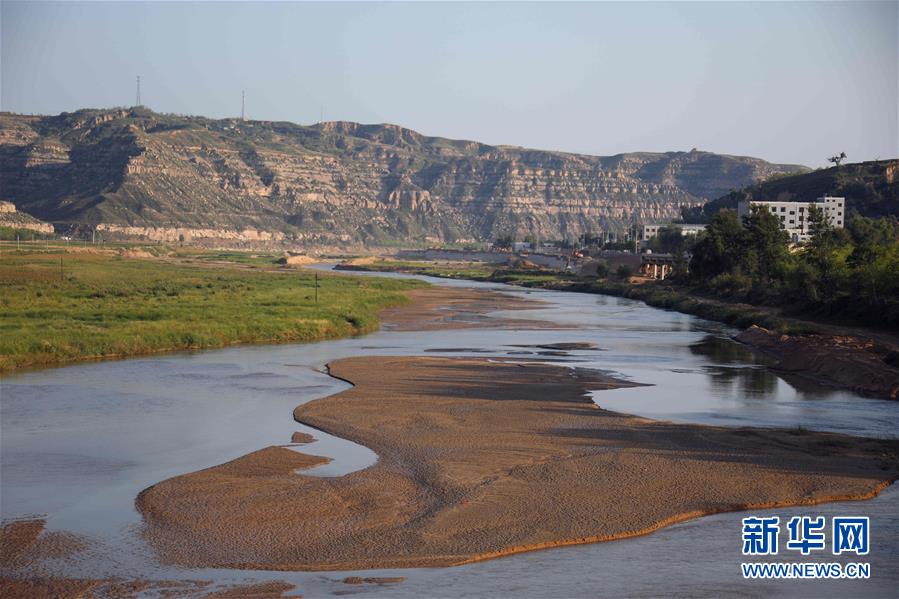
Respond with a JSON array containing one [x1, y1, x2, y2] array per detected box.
[[0, 226, 56, 241], [0, 249, 424, 372]]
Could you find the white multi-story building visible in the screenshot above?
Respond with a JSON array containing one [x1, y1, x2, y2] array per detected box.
[[737, 195, 845, 242], [642, 223, 707, 242]]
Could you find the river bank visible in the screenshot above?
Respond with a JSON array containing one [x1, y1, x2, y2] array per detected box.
[[557, 280, 899, 400], [4, 271, 899, 596], [337, 260, 899, 400], [0, 250, 423, 373]]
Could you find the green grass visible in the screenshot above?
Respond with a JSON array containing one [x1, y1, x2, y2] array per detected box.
[[0, 226, 57, 241], [0, 250, 425, 372], [497, 276, 817, 334], [577, 282, 819, 334]]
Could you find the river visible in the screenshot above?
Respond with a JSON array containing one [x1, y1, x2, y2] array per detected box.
[[1, 267, 897, 597]]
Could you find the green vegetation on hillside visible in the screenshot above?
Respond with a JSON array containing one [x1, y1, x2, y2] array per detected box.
[[0, 249, 423, 372], [687, 160, 899, 220]]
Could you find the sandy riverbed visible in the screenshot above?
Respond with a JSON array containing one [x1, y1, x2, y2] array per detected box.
[[136, 355, 899, 570], [6, 281, 899, 594], [0, 519, 296, 598], [379, 286, 570, 331]]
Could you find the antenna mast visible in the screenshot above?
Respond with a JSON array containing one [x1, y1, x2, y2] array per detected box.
[[136, 75, 141, 106], [241, 90, 245, 121]]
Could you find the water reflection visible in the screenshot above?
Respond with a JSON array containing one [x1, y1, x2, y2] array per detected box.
[[704, 364, 780, 398], [689, 334, 767, 365], [2, 270, 897, 597], [688, 335, 781, 398]]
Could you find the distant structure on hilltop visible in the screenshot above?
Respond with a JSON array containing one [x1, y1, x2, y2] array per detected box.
[[737, 195, 845, 243], [641, 223, 707, 242]]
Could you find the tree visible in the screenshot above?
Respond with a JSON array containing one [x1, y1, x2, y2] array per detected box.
[[805, 205, 842, 305], [616, 264, 633, 280], [807, 204, 832, 240], [846, 215, 898, 305], [671, 246, 689, 280], [743, 205, 789, 284], [846, 214, 899, 248], [689, 210, 748, 279], [650, 226, 687, 254], [493, 235, 514, 249], [679, 204, 707, 224], [594, 261, 610, 278], [827, 152, 847, 167]]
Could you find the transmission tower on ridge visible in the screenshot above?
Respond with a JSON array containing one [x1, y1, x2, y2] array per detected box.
[[241, 90, 245, 121], [136, 75, 141, 106]]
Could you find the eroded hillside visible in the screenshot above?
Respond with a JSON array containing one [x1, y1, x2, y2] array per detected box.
[[0, 108, 807, 246]]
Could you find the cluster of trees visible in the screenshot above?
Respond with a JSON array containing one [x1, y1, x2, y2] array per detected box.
[[647, 226, 690, 254], [0, 226, 56, 242], [493, 234, 542, 249], [683, 207, 899, 327], [591, 261, 632, 280], [492, 235, 515, 250]]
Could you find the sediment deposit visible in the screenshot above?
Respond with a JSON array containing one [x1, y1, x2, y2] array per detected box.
[[136, 356, 899, 571], [736, 325, 899, 400]]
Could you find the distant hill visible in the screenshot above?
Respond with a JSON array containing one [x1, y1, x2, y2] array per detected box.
[[0, 107, 808, 246], [691, 160, 899, 221]]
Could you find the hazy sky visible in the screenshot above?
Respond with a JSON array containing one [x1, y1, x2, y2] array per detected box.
[[2, 1, 896, 167]]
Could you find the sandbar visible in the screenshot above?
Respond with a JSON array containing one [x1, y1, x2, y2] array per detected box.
[[136, 356, 899, 570], [379, 286, 570, 331]]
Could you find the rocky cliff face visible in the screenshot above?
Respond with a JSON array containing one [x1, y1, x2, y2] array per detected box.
[[0, 200, 55, 234], [0, 108, 807, 246]]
